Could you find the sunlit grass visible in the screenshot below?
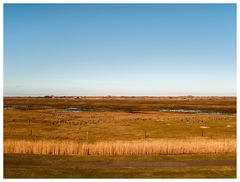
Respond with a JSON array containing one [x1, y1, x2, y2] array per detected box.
[[4, 138, 236, 156]]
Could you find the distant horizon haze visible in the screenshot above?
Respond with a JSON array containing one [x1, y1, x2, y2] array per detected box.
[[3, 94, 236, 97]]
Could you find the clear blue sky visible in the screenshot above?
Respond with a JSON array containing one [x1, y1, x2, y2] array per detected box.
[[4, 4, 236, 96]]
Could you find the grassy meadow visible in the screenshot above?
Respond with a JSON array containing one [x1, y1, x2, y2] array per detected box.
[[3, 96, 236, 178]]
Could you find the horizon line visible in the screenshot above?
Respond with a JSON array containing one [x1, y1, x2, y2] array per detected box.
[[3, 95, 236, 98]]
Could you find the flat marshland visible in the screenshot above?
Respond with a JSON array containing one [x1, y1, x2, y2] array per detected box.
[[4, 96, 236, 178]]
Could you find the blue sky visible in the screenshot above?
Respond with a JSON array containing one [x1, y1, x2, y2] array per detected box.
[[4, 4, 236, 96]]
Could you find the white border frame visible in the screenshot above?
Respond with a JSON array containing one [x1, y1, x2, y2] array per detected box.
[[0, 1, 238, 182]]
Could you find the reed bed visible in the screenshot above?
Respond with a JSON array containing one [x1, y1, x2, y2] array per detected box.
[[4, 138, 236, 156]]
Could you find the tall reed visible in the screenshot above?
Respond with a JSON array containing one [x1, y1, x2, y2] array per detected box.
[[4, 138, 235, 156]]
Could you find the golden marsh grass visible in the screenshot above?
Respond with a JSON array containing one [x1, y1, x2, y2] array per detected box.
[[4, 138, 236, 156]]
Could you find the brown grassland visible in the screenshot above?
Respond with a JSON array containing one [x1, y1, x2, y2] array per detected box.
[[3, 96, 237, 178]]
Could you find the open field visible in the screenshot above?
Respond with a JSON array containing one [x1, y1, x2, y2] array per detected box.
[[3, 96, 236, 178], [4, 97, 236, 141], [4, 96, 236, 113]]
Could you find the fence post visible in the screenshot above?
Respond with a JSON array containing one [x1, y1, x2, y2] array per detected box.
[[28, 120, 32, 137]]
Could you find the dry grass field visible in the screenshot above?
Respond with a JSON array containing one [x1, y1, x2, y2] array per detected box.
[[3, 96, 237, 178], [4, 138, 235, 155]]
